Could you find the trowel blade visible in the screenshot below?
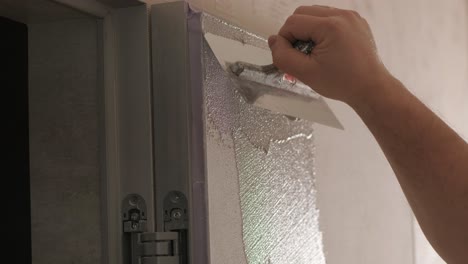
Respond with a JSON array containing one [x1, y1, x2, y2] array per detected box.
[[204, 32, 344, 130]]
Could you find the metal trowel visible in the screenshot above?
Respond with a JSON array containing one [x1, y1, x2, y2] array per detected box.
[[204, 32, 344, 130]]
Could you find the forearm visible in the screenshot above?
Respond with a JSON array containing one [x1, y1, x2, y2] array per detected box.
[[349, 75, 468, 264], [269, 6, 468, 261]]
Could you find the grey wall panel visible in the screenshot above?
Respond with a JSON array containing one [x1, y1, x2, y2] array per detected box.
[[29, 18, 102, 264], [112, 4, 154, 231]]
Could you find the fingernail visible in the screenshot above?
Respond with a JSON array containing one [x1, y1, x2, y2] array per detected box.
[[268, 35, 277, 48]]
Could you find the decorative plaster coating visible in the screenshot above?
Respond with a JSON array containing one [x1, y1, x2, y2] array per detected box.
[[202, 16, 325, 263]]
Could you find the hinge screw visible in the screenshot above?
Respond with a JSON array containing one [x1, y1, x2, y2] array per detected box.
[[130, 212, 139, 221], [129, 195, 139, 206], [171, 193, 181, 203], [171, 209, 183, 220], [131, 223, 139, 230]]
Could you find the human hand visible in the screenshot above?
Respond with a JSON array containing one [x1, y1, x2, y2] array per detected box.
[[269, 5, 392, 105]]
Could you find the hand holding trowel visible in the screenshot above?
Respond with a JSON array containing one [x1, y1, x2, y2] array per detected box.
[[204, 32, 344, 129]]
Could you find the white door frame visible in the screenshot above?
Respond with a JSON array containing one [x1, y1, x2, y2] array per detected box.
[[53, 1, 154, 264]]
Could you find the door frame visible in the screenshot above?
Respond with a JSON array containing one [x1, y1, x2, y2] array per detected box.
[[52, 1, 154, 264]]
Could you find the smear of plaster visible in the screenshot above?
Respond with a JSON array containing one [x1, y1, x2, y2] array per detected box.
[[202, 14, 325, 264]]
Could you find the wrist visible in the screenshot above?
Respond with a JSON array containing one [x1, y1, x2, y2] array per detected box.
[[345, 71, 402, 110]]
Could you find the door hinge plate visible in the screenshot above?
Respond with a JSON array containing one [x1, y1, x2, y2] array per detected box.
[[123, 194, 181, 264], [130, 232, 180, 264]]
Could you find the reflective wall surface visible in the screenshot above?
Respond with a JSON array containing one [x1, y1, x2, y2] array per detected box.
[[201, 14, 325, 264]]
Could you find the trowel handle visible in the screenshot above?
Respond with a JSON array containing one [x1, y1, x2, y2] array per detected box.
[[293, 40, 315, 55], [279, 41, 315, 85]]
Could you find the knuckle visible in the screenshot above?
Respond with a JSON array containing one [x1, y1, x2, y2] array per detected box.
[[358, 15, 371, 28], [272, 55, 279, 66], [324, 17, 341, 31], [271, 48, 280, 61], [313, 4, 330, 8], [351, 10, 361, 16], [294, 6, 307, 14], [361, 17, 370, 26], [272, 51, 283, 65], [272, 52, 291, 71], [272, 54, 283, 67], [285, 15, 298, 26], [361, 16, 370, 24], [341, 10, 353, 17], [343, 9, 361, 19]]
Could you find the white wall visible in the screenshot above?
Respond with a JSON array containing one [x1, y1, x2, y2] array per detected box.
[[146, 1, 468, 263], [312, 2, 468, 264]]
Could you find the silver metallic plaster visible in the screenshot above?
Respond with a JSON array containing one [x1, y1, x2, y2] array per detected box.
[[202, 13, 269, 50], [202, 16, 325, 263]]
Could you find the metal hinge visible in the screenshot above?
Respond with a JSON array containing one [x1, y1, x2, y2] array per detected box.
[[122, 193, 187, 264], [128, 232, 180, 264]]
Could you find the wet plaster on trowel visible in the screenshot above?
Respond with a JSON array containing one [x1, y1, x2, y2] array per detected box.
[[202, 17, 325, 263], [202, 13, 315, 153]]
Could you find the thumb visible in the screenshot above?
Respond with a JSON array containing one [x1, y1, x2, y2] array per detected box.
[[268, 34, 316, 80]]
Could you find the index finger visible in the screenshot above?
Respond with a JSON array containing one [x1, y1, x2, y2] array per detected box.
[[278, 14, 329, 44], [294, 5, 343, 17]]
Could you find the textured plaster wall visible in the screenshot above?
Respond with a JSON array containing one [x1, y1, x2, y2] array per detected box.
[[29, 18, 102, 264], [146, 1, 468, 263]]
